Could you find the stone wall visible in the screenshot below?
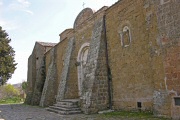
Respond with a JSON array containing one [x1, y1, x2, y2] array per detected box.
[[55, 38, 69, 98], [40, 48, 56, 107], [25, 43, 39, 105], [153, 0, 180, 118], [26, 0, 179, 118], [105, 0, 180, 118], [56, 37, 75, 101], [39, 39, 69, 107], [63, 36, 79, 99], [105, 0, 155, 111], [156, 0, 180, 94], [31, 43, 46, 105], [24, 55, 33, 104], [81, 16, 109, 114], [63, 10, 94, 99], [60, 7, 108, 100], [59, 29, 74, 41], [73, 8, 94, 29]]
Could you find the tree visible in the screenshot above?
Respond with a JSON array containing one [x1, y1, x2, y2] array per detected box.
[[0, 84, 20, 99], [0, 26, 17, 85], [4, 84, 20, 98], [21, 81, 28, 94]]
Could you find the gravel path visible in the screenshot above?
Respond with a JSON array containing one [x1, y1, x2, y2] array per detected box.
[[0, 104, 169, 120], [0, 104, 105, 120]]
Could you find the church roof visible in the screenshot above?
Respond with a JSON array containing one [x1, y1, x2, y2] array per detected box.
[[37, 41, 57, 47]]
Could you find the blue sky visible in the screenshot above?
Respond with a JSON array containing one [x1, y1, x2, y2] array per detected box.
[[0, 0, 117, 84]]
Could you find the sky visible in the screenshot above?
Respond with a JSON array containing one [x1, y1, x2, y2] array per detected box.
[[0, 0, 118, 84]]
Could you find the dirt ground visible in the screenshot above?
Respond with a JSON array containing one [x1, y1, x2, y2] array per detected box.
[[0, 104, 170, 120]]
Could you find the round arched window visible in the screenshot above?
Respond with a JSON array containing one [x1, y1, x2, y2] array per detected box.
[[119, 25, 132, 48]]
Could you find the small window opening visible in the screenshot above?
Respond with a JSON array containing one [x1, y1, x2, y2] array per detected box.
[[36, 57, 39, 60], [123, 29, 130, 47], [120, 26, 131, 47], [174, 97, 180, 106], [137, 102, 142, 108]]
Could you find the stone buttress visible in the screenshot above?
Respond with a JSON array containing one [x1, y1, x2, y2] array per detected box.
[[56, 37, 75, 101], [40, 48, 57, 107], [80, 17, 110, 114]]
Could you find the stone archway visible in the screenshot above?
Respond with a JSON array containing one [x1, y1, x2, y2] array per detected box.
[[77, 43, 90, 96]]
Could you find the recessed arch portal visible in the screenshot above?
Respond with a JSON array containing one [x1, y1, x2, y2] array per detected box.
[[77, 43, 90, 96]]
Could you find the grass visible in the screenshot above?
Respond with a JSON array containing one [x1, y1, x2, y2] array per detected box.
[[100, 110, 171, 120], [0, 97, 22, 104]]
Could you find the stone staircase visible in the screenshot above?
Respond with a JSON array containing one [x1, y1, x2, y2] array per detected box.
[[46, 99, 82, 115]]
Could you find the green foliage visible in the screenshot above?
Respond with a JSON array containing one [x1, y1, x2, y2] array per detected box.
[[103, 111, 153, 117], [4, 84, 20, 97], [0, 26, 17, 85], [0, 84, 20, 99], [101, 111, 170, 120], [0, 97, 21, 104], [22, 81, 27, 89], [21, 81, 27, 93]]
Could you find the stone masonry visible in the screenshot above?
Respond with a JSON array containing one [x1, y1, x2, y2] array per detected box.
[[25, 42, 56, 105], [153, 0, 180, 119], [56, 37, 75, 102], [26, 0, 180, 119], [81, 17, 109, 114], [40, 48, 56, 107]]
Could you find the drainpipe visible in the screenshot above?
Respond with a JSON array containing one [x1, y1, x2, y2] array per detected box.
[[103, 15, 112, 110]]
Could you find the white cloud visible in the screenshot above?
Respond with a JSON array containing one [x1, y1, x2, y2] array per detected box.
[[0, 19, 18, 30], [0, 19, 6, 26], [23, 10, 34, 15], [0, 1, 3, 6], [8, 3, 22, 10], [8, 0, 33, 15], [17, 0, 30, 7]]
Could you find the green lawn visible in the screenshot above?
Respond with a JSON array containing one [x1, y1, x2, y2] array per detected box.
[[0, 97, 22, 104], [99, 111, 171, 120]]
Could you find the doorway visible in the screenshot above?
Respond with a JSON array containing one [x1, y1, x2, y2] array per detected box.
[[77, 43, 90, 96]]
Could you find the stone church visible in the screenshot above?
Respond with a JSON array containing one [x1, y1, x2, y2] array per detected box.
[[25, 0, 180, 119]]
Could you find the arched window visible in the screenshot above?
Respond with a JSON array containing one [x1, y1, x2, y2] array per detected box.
[[119, 26, 132, 47]]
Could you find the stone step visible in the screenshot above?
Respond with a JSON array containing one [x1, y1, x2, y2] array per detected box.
[[46, 107, 59, 113], [46, 107, 82, 115], [49, 106, 81, 111], [56, 99, 79, 106], [46, 99, 82, 115], [54, 103, 78, 108]]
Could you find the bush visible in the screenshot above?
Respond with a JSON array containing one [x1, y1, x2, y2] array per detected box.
[[0, 97, 21, 104], [0, 84, 20, 99]]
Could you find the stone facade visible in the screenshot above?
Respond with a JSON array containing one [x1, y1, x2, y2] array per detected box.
[[25, 42, 56, 105], [154, 0, 180, 119], [56, 37, 75, 101], [40, 48, 56, 107], [26, 0, 180, 119]]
